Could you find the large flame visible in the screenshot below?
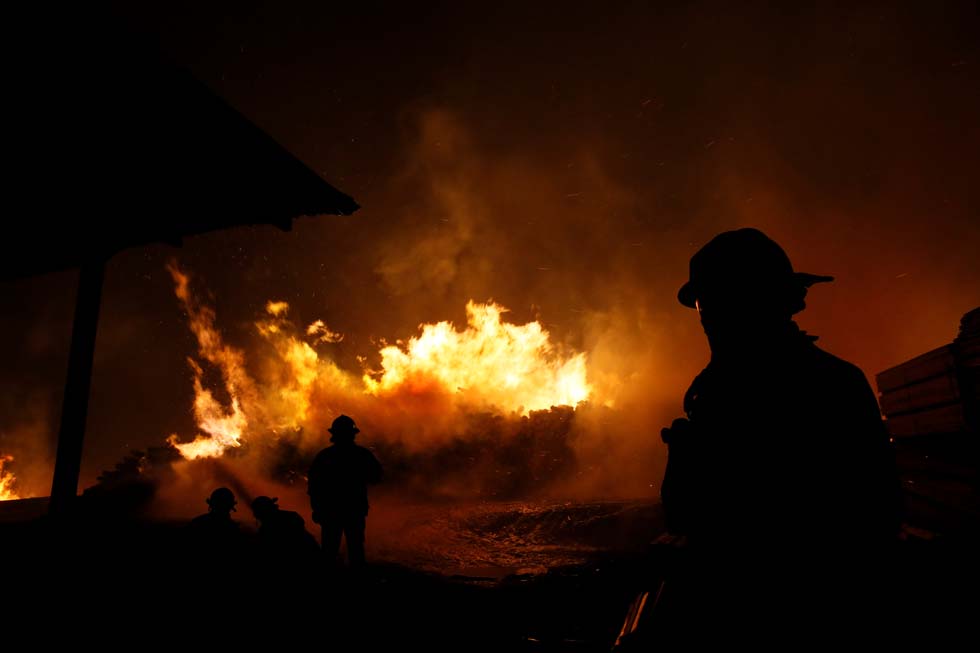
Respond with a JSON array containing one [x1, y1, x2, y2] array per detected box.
[[165, 262, 253, 460], [164, 263, 596, 461], [363, 301, 591, 413], [0, 454, 20, 501]]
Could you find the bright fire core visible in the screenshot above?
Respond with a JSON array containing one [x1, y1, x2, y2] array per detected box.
[[364, 301, 591, 412]]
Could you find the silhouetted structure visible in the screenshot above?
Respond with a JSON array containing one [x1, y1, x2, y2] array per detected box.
[[4, 18, 358, 516], [308, 415, 383, 567], [875, 307, 980, 541], [877, 307, 980, 438], [654, 228, 901, 641]]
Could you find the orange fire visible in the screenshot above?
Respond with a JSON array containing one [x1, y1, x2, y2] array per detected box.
[[0, 454, 20, 501], [164, 263, 597, 460], [165, 262, 254, 459], [363, 301, 591, 414]]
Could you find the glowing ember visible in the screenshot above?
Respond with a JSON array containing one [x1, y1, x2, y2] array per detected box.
[[363, 301, 591, 414], [0, 454, 20, 501]]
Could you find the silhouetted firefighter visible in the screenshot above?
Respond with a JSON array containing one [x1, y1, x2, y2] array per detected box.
[[251, 495, 320, 559], [308, 415, 383, 568], [639, 229, 901, 644], [186, 487, 246, 555]]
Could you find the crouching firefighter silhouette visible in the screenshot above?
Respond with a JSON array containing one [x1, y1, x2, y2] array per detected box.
[[251, 495, 320, 559], [308, 415, 383, 568], [618, 228, 902, 648]]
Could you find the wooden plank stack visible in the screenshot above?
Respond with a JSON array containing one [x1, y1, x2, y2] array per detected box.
[[876, 307, 980, 438]]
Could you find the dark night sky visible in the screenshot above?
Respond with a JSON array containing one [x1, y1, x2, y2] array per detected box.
[[1, 1, 978, 494]]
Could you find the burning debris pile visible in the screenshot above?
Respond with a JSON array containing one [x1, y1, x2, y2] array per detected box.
[[377, 406, 580, 500], [263, 404, 587, 500], [88, 402, 624, 509], [1, 261, 642, 511], [165, 261, 595, 452], [95, 262, 616, 507]]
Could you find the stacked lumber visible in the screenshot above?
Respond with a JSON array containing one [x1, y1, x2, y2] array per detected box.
[[877, 307, 980, 438]]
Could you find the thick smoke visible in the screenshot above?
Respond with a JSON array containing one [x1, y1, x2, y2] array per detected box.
[[2, 3, 978, 503], [155, 257, 658, 513]]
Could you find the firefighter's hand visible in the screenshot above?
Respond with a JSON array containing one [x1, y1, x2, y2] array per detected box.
[[660, 417, 692, 444]]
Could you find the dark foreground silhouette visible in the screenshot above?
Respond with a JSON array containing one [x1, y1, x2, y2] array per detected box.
[[251, 495, 319, 563], [185, 486, 246, 553], [2, 239, 976, 648], [635, 228, 903, 645], [0, 473, 974, 650], [308, 414, 383, 567]]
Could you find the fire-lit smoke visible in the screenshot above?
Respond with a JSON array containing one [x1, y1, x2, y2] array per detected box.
[[2, 1, 979, 508], [0, 454, 20, 501]]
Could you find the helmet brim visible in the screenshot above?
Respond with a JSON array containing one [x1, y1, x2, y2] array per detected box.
[[678, 281, 698, 309], [677, 272, 834, 309]]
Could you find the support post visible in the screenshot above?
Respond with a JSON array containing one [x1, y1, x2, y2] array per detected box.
[[49, 258, 105, 516]]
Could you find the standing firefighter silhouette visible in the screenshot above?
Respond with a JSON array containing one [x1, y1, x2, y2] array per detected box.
[[652, 228, 902, 642], [307, 415, 383, 568]]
